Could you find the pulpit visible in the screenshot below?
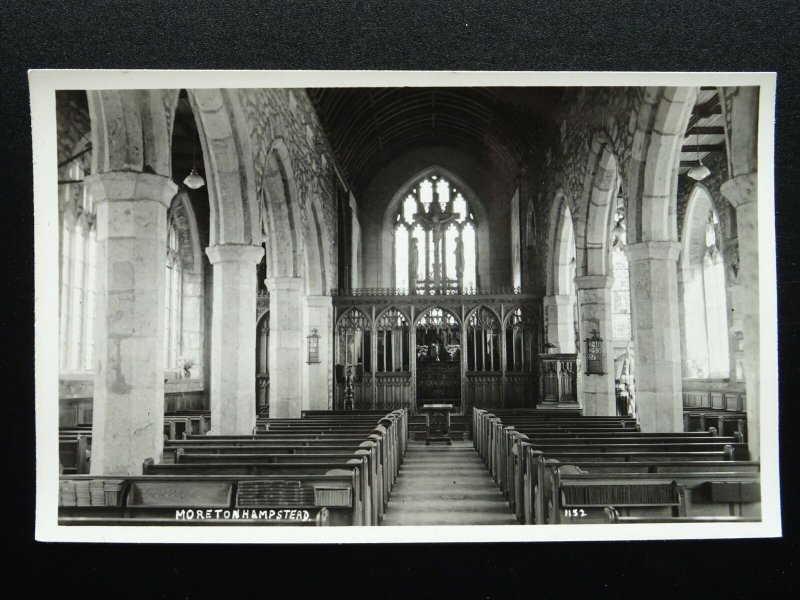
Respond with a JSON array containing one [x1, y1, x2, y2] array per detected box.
[[420, 403, 455, 445]]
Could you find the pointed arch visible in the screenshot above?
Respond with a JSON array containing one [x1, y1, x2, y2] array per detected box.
[[375, 306, 411, 327], [177, 89, 261, 247], [680, 184, 730, 379], [381, 165, 490, 288], [257, 137, 302, 279], [577, 135, 620, 276], [303, 194, 331, 296], [627, 87, 700, 244], [414, 306, 461, 328], [546, 191, 578, 297], [464, 304, 502, 329]]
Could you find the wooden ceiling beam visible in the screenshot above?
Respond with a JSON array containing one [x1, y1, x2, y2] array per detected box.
[[684, 126, 725, 137], [680, 144, 727, 153]]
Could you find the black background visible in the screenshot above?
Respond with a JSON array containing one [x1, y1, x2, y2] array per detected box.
[[1, 1, 797, 597]]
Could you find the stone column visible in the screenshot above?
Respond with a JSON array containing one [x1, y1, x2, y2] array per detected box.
[[86, 172, 176, 475], [543, 294, 576, 353], [303, 295, 333, 411], [721, 172, 759, 460], [206, 244, 264, 434], [574, 275, 615, 416], [266, 277, 304, 418], [625, 241, 683, 432]]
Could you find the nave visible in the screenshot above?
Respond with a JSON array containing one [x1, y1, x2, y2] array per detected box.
[[52, 82, 766, 529]]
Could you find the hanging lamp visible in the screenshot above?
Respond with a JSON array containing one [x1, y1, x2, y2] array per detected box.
[[687, 130, 711, 181], [183, 128, 205, 189]]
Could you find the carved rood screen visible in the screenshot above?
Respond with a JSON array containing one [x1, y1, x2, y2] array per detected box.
[[332, 291, 542, 414]]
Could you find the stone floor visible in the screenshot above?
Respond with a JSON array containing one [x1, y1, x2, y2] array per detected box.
[[381, 440, 519, 526]]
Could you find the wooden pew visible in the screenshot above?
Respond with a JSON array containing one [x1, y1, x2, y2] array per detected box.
[[519, 448, 759, 524], [166, 411, 210, 435], [684, 408, 747, 440], [499, 430, 742, 509], [603, 507, 760, 524], [544, 467, 761, 524], [59, 475, 354, 525], [174, 447, 385, 525], [60, 508, 330, 526], [59, 434, 90, 474], [142, 458, 372, 525]]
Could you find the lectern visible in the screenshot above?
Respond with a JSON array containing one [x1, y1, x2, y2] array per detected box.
[[420, 403, 454, 445]]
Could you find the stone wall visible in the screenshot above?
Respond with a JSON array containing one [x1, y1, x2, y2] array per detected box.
[[238, 89, 338, 287], [523, 88, 645, 288]]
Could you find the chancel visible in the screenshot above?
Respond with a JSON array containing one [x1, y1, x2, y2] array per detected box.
[[54, 84, 764, 527]]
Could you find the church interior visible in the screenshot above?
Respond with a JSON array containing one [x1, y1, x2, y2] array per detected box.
[[55, 85, 763, 526]]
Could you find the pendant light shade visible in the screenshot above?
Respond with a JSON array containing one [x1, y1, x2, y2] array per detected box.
[[687, 163, 711, 181], [183, 166, 205, 189], [183, 128, 205, 189]]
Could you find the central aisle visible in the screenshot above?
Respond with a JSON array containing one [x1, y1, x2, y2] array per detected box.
[[381, 440, 518, 526]]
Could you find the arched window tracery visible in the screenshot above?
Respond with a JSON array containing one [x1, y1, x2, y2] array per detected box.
[[164, 216, 183, 372], [60, 159, 97, 373], [336, 308, 371, 372], [682, 188, 731, 379], [466, 307, 500, 372], [375, 308, 410, 372], [394, 174, 477, 294]]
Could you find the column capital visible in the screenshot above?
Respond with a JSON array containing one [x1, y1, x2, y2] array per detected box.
[[84, 172, 177, 208], [266, 276, 304, 292], [574, 275, 613, 290], [720, 172, 758, 208], [624, 241, 681, 263], [206, 243, 264, 265]]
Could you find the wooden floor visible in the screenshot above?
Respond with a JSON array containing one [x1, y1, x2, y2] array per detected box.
[[381, 440, 519, 526]]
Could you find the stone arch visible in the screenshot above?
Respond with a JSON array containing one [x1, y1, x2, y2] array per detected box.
[[259, 137, 302, 279], [680, 184, 720, 272], [167, 190, 203, 275], [627, 87, 700, 244], [303, 197, 331, 295], [545, 191, 578, 297], [185, 89, 260, 248], [577, 135, 620, 276], [380, 165, 490, 288]]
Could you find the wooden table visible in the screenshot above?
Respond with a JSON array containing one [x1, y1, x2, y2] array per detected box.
[[421, 403, 455, 445]]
